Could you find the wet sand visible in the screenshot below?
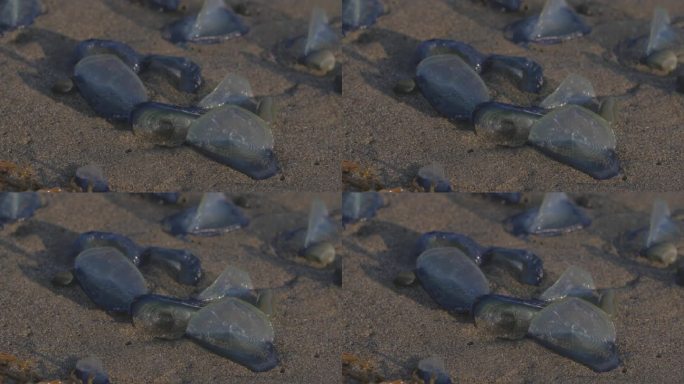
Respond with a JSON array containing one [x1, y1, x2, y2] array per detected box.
[[342, 193, 684, 383], [0, 193, 340, 383], [0, 0, 341, 192], [343, 0, 684, 191]]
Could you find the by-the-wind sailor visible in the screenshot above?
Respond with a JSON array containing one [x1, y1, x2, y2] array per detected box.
[[198, 73, 255, 110], [504, 0, 591, 44], [416, 163, 452, 192], [162, 192, 249, 236], [528, 105, 619, 179], [143, 247, 202, 285], [73, 231, 143, 265], [414, 39, 486, 73], [74, 247, 148, 312], [74, 164, 109, 192], [482, 55, 544, 93], [415, 231, 485, 265], [473, 102, 544, 147], [342, 0, 384, 35], [528, 298, 619, 372], [645, 199, 681, 248], [304, 7, 339, 57], [341, 192, 383, 224], [539, 266, 596, 302], [131, 102, 202, 147], [0, 0, 43, 34], [195, 265, 255, 303], [73, 54, 148, 120], [415, 247, 490, 313], [185, 105, 279, 180], [142, 55, 202, 93], [473, 294, 545, 340], [305, 198, 337, 248], [539, 74, 597, 110], [0, 192, 41, 227], [482, 247, 544, 285], [75, 356, 110, 384], [415, 356, 452, 384], [646, 7, 683, 57], [163, 0, 249, 44], [416, 54, 491, 120], [185, 297, 278, 372], [505, 192, 591, 236], [74, 39, 142, 73], [131, 294, 201, 340]]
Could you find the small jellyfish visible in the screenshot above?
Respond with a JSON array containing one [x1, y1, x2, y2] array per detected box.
[[185, 297, 278, 372], [74, 164, 109, 192], [415, 247, 490, 313], [0, 192, 41, 227], [342, 0, 385, 35], [646, 7, 683, 57], [414, 39, 486, 72], [472, 102, 545, 147], [130, 102, 202, 147], [197, 73, 255, 110], [341, 192, 383, 224], [73, 54, 149, 120], [539, 74, 598, 110], [416, 163, 452, 192], [505, 192, 591, 236], [482, 247, 544, 286], [415, 356, 453, 384], [0, 0, 43, 34], [74, 247, 148, 312], [504, 0, 591, 44], [416, 54, 491, 120], [539, 265, 596, 302], [131, 294, 201, 340], [73, 231, 144, 265], [73, 39, 143, 73], [162, 192, 249, 236], [527, 105, 619, 180], [141, 55, 203, 93], [415, 231, 486, 265], [482, 55, 544, 93], [75, 356, 110, 384], [528, 298, 619, 372], [195, 265, 256, 303], [185, 105, 279, 180], [472, 294, 545, 340], [142, 247, 203, 285], [163, 0, 249, 44]]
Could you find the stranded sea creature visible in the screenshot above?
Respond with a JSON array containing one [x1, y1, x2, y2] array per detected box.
[[414, 39, 486, 72], [163, 0, 249, 44], [198, 73, 255, 110], [473, 102, 545, 147], [539, 74, 598, 110], [504, 0, 591, 44], [73, 39, 143, 73], [505, 192, 591, 236], [415, 231, 486, 265], [73, 231, 144, 265], [341, 192, 383, 224], [74, 164, 110, 192], [0, 192, 41, 227], [472, 294, 545, 340], [143, 247, 203, 285], [195, 265, 256, 303], [131, 294, 201, 340], [162, 192, 249, 236], [142, 55, 203, 93], [482, 55, 545, 93], [483, 247, 544, 286], [130, 102, 202, 147], [416, 163, 452, 192]]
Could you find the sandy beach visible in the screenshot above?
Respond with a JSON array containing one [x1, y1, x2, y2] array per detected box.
[[0, 193, 340, 383], [342, 193, 684, 383], [0, 0, 341, 192], [343, 0, 684, 191]]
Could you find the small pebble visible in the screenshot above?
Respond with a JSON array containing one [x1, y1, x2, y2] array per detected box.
[[52, 270, 75, 286], [393, 271, 416, 286], [52, 78, 74, 94], [304, 49, 336, 73], [646, 50, 678, 73], [644, 242, 678, 265], [393, 79, 416, 94], [302, 242, 336, 267]]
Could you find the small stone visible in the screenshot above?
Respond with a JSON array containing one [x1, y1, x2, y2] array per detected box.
[[51, 270, 75, 286], [646, 49, 678, 73], [393, 79, 416, 94], [51, 78, 74, 94], [644, 242, 678, 265], [393, 271, 416, 286], [304, 49, 336, 73], [302, 242, 336, 267]]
